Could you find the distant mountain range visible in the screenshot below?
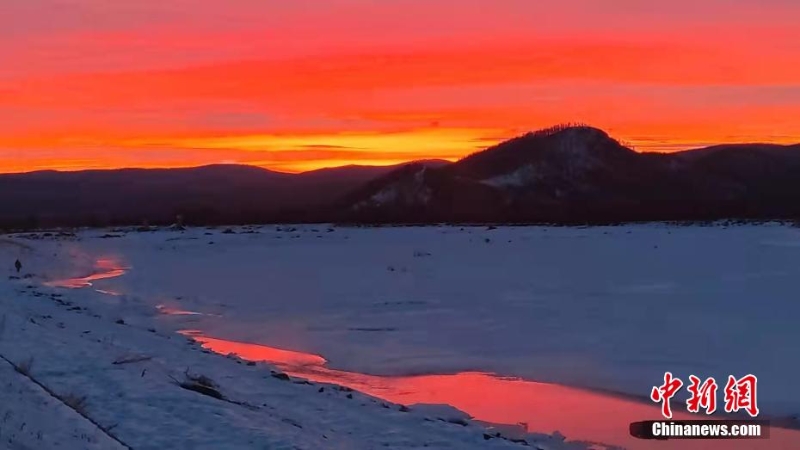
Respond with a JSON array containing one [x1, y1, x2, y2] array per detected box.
[[346, 126, 800, 223], [3, 125, 800, 228], [0, 160, 448, 228]]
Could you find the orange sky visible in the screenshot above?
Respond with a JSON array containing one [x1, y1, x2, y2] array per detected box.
[[2, 0, 800, 173]]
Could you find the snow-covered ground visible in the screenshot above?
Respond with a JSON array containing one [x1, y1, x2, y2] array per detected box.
[[2, 224, 800, 449], [0, 236, 578, 450]]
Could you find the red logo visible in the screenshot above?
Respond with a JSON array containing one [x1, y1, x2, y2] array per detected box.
[[724, 374, 759, 418], [686, 375, 718, 414], [651, 372, 684, 419], [651, 373, 759, 419]]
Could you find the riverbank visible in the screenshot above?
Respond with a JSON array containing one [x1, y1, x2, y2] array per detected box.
[[3, 225, 800, 449], [0, 233, 586, 450]]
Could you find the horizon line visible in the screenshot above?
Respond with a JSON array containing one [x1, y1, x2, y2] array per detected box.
[[1, 129, 798, 176]]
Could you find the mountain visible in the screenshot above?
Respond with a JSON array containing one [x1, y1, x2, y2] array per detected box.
[[344, 125, 800, 223], [0, 161, 449, 228], [3, 126, 800, 228]]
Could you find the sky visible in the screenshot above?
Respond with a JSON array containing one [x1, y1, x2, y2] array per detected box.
[[1, 0, 800, 173]]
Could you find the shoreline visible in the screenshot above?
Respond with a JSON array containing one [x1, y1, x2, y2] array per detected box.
[[44, 263, 610, 446], [40, 238, 800, 432], [0, 242, 588, 449], [4, 226, 800, 449]]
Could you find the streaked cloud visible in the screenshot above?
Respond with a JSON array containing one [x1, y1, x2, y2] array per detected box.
[[1, 0, 799, 172]]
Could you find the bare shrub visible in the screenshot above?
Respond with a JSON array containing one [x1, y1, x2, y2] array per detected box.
[[15, 357, 34, 376], [175, 369, 224, 400], [112, 354, 152, 365], [61, 393, 89, 415]]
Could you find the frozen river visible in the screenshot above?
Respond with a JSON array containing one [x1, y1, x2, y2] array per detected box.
[[32, 223, 800, 448]]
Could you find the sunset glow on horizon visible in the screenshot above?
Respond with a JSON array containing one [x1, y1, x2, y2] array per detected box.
[[2, 0, 800, 173]]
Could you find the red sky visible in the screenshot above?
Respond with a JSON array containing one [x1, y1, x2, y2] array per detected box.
[[2, 0, 800, 173]]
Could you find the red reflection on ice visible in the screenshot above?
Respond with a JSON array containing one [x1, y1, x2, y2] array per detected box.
[[190, 335, 326, 367], [45, 257, 128, 288], [157, 305, 204, 316], [186, 333, 800, 450]]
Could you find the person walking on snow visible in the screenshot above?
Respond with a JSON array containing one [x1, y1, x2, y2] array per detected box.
[[15, 259, 22, 273]]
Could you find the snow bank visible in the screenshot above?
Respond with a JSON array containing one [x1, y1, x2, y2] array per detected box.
[[0, 231, 589, 449], [3, 223, 800, 449]]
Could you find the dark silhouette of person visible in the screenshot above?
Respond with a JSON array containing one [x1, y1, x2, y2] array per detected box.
[[15, 259, 22, 273]]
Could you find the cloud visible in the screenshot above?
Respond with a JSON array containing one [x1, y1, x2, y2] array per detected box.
[[1, 0, 799, 172]]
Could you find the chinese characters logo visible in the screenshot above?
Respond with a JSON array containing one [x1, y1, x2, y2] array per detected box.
[[651, 373, 758, 419]]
